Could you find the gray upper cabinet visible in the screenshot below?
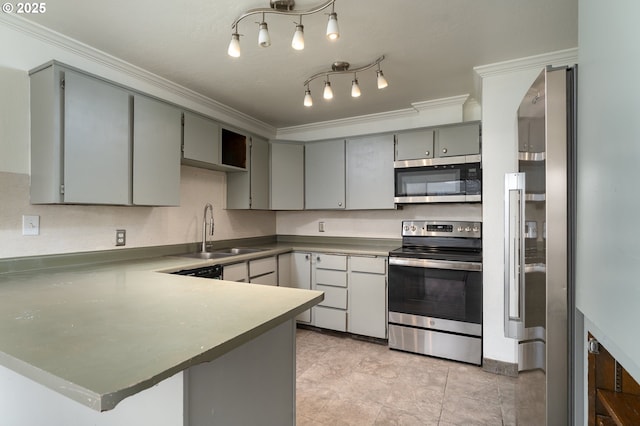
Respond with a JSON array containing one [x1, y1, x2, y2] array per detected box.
[[182, 111, 220, 167], [305, 139, 346, 210], [226, 136, 269, 209], [395, 129, 435, 160], [133, 95, 181, 206], [435, 122, 481, 157], [30, 64, 131, 204], [346, 134, 395, 210], [29, 62, 182, 206], [270, 141, 304, 210]]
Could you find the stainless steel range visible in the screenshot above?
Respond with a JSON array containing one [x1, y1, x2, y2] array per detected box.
[[388, 220, 483, 365]]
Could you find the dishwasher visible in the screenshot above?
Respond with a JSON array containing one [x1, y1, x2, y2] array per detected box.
[[171, 264, 223, 279]]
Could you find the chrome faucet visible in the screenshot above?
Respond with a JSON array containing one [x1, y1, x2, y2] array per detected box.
[[201, 203, 214, 252]]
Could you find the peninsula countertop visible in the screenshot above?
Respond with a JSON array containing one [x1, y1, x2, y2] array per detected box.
[[0, 255, 323, 412]]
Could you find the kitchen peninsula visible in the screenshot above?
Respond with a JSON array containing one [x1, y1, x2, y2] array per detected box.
[[0, 255, 323, 425]]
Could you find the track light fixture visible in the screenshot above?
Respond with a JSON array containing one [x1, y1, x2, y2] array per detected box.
[[302, 56, 387, 107], [228, 0, 339, 58]]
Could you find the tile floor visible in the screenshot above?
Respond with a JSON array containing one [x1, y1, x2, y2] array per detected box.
[[295, 328, 525, 426]]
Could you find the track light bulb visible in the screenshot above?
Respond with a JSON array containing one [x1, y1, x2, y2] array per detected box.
[[326, 12, 339, 40], [228, 33, 241, 57], [323, 81, 333, 100], [303, 88, 313, 107], [351, 79, 361, 97], [258, 22, 271, 47], [376, 70, 388, 89], [292, 24, 305, 50]]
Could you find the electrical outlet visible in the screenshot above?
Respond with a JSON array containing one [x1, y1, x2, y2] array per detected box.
[[116, 229, 126, 246], [22, 215, 40, 236], [319, 221, 325, 232]]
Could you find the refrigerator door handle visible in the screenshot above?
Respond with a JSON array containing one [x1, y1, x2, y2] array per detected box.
[[504, 172, 526, 339]]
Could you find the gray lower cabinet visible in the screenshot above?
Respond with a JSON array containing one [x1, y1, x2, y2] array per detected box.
[[29, 62, 181, 206], [223, 262, 248, 282], [305, 139, 346, 210], [227, 136, 269, 209], [270, 141, 304, 210], [182, 111, 220, 168], [133, 95, 181, 206], [249, 256, 277, 286], [312, 253, 348, 332], [287, 252, 313, 323], [346, 134, 395, 209], [348, 256, 388, 339]]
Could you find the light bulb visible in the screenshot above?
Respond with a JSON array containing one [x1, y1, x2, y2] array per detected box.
[[292, 24, 305, 50], [303, 89, 313, 107], [258, 22, 271, 47], [351, 79, 361, 97], [326, 12, 339, 40], [377, 70, 388, 89], [323, 81, 333, 100], [228, 33, 241, 57]]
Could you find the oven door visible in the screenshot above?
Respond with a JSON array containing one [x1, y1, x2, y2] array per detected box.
[[388, 258, 482, 327]]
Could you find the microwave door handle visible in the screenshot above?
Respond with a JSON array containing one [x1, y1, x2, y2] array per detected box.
[[504, 172, 525, 339]]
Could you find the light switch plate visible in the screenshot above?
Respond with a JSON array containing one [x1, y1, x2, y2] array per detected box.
[[22, 215, 40, 236], [318, 221, 325, 232]]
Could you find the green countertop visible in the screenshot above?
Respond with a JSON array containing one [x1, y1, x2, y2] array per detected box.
[[0, 255, 323, 412]]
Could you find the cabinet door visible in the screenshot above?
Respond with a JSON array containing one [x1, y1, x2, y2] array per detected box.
[[435, 122, 480, 157], [346, 135, 395, 209], [183, 111, 220, 166], [133, 95, 182, 206], [291, 253, 312, 323], [64, 70, 131, 204], [349, 271, 387, 339], [305, 139, 346, 209], [250, 136, 270, 210], [223, 262, 248, 282], [270, 142, 304, 210], [395, 129, 434, 160]]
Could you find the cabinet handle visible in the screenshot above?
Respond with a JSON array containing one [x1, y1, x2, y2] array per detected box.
[[425, 151, 430, 156], [316, 256, 321, 262], [305, 254, 310, 261], [442, 148, 448, 154], [338, 202, 343, 207]]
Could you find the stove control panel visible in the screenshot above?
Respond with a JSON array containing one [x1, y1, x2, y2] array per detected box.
[[401, 220, 481, 238]]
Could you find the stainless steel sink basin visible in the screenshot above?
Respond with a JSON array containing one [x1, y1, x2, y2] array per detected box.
[[177, 247, 269, 260]]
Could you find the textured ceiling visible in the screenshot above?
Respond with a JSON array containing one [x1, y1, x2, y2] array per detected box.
[[22, 0, 578, 128]]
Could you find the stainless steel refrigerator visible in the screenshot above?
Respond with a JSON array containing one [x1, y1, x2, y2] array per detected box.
[[504, 65, 576, 425]]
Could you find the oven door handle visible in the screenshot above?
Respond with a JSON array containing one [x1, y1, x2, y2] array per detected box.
[[504, 172, 525, 339], [389, 257, 482, 272]]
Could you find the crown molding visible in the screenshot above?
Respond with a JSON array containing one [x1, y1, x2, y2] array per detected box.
[[277, 94, 470, 139], [0, 14, 276, 137], [473, 48, 579, 78]]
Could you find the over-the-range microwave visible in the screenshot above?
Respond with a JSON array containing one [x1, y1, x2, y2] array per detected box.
[[394, 154, 481, 204]]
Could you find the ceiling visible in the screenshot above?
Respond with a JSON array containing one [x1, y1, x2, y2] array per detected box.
[[22, 0, 578, 129]]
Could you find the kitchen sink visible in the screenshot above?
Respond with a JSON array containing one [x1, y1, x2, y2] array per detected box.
[[177, 247, 270, 260]]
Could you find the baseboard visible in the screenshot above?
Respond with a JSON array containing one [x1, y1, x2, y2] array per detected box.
[[482, 357, 518, 377]]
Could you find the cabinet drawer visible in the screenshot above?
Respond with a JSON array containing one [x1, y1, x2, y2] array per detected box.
[[251, 272, 277, 286], [350, 256, 386, 274], [223, 262, 247, 282], [316, 284, 347, 309], [313, 306, 347, 332], [316, 269, 347, 287], [249, 256, 277, 278], [315, 254, 347, 271]]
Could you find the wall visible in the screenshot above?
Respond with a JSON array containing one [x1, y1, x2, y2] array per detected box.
[[0, 23, 276, 260], [474, 48, 578, 366], [576, 0, 640, 384]]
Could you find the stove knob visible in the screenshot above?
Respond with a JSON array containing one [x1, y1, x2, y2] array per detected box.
[[465, 226, 471, 232], [410, 225, 417, 232], [457, 226, 463, 232], [472, 226, 480, 233], [403, 225, 410, 232]]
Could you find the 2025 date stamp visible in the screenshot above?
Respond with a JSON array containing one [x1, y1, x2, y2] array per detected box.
[[2, 2, 47, 13]]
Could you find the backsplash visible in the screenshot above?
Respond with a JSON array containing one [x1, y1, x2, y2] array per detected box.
[[0, 167, 277, 259]]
